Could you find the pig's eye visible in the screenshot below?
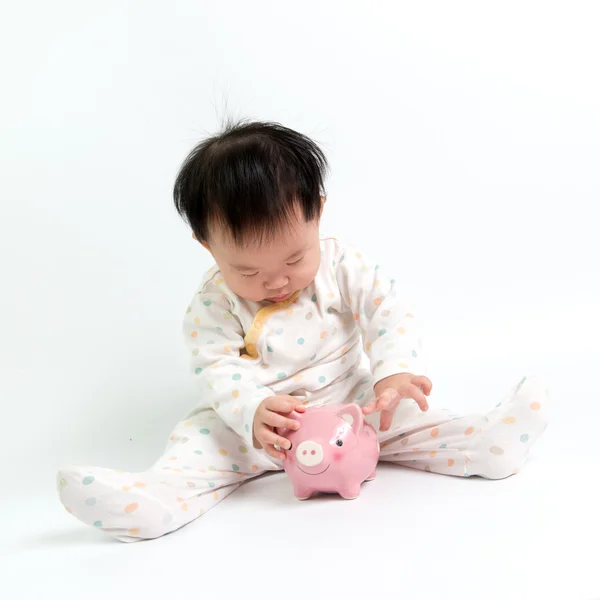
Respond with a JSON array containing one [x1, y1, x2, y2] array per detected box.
[[336, 439, 343, 447]]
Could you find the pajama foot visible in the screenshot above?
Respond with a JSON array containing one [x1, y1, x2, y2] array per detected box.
[[375, 376, 549, 480], [57, 464, 236, 542], [57, 465, 188, 541], [467, 376, 549, 479]]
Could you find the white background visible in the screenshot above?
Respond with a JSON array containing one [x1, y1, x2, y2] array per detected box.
[[1, 2, 599, 599]]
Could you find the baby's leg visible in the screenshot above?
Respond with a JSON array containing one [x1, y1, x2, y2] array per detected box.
[[368, 376, 548, 479], [57, 408, 277, 542]]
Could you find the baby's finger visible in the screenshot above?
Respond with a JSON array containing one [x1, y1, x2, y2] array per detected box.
[[255, 425, 277, 447], [408, 384, 429, 411], [376, 389, 399, 411], [267, 396, 303, 414], [413, 376, 433, 396], [379, 409, 394, 431], [263, 444, 285, 460], [263, 411, 300, 431], [362, 400, 378, 415], [260, 428, 293, 451]]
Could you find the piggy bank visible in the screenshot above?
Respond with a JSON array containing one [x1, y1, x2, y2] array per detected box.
[[277, 403, 380, 500]]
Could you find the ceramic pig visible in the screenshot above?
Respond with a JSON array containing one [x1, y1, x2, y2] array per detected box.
[[277, 403, 380, 500]]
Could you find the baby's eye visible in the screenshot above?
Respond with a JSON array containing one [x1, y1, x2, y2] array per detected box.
[[241, 272, 259, 278], [287, 256, 304, 266], [336, 439, 343, 447]]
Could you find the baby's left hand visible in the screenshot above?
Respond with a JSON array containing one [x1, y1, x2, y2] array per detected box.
[[363, 373, 432, 431]]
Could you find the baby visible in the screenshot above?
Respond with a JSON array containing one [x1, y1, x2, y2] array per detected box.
[[58, 121, 548, 542]]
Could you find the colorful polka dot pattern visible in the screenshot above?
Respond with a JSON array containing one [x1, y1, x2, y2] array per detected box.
[[56, 376, 546, 540], [55, 241, 547, 539]]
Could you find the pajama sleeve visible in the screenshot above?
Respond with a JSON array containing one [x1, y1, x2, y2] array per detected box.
[[334, 245, 423, 384], [183, 290, 274, 447]]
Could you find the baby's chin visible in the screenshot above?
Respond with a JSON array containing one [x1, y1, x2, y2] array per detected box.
[[262, 294, 292, 304]]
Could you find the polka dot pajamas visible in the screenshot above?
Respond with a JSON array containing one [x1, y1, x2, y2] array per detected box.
[[57, 239, 548, 541], [59, 408, 277, 541], [370, 376, 548, 479]]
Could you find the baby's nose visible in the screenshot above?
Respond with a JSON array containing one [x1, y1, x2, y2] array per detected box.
[[265, 275, 289, 290]]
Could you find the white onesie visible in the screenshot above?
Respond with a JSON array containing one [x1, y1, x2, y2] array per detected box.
[[184, 237, 423, 448], [58, 238, 548, 542]]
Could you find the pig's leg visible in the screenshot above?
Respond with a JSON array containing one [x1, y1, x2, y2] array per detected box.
[[366, 376, 548, 480], [57, 408, 278, 541], [293, 485, 316, 500], [338, 484, 361, 500], [365, 470, 377, 481]]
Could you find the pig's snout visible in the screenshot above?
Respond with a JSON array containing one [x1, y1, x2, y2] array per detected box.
[[296, 441, 324, 467]]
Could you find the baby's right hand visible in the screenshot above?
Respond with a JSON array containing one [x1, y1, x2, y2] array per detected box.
[[253, 396, 305, 460]]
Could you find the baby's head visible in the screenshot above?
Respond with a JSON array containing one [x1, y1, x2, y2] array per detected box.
[[174, 121, 328, 302]]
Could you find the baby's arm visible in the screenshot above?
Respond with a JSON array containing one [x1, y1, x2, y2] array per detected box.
[[183, 290, 275, 448], [334, 245, 432, 428], [334, 245, 422, 383]]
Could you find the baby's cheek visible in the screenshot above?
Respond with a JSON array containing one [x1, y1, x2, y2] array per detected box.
[[299, 261, 320, 286]]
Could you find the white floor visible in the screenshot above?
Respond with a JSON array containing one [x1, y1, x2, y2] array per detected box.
[[3, 409, 599, 600]]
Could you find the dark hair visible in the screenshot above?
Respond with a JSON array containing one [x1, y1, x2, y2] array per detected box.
[[173, 120, 328, 245]]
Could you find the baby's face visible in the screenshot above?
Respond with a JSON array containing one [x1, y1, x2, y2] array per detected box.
[[203, 216, 322, 303]]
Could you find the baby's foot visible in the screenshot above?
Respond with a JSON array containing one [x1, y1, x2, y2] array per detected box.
[[57, 465, 177, 541], [466, 376, 549, 479]]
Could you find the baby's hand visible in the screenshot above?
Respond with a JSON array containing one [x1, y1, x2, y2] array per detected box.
[[363, 373, 432, 431], [253, 396, 306, 460]]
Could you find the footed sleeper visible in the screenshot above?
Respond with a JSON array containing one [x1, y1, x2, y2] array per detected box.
[[58, 239, 548, 541]]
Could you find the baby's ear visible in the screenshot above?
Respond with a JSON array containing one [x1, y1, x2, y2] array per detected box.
[[192, 231, 208, 248], [200, 240, 213, 255], [320, 195, 327, 216]]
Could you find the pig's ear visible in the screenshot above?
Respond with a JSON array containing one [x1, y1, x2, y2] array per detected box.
[[337, 403, 363, 434]]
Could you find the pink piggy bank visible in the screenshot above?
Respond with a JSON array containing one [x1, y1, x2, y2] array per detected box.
[[277, 403, 380, 500]]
